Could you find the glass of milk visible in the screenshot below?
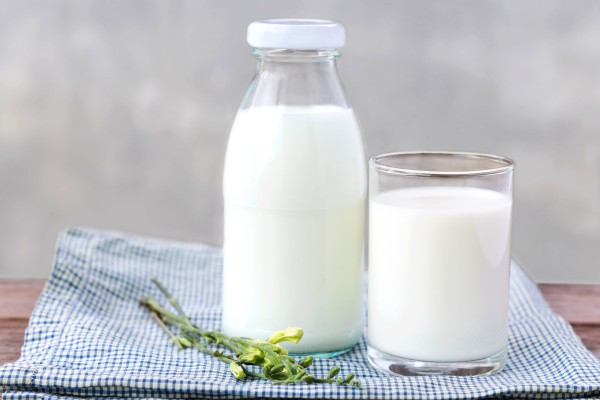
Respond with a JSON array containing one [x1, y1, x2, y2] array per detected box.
[[367, 151, 514, 376], [222, 20, 366, 356]]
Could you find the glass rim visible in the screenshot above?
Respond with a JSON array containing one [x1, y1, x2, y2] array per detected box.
[[369, 151, 515, 177]]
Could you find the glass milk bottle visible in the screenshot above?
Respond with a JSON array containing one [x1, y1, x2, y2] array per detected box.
[[222, 19, 366, 356]]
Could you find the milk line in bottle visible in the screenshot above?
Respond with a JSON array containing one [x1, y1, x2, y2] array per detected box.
[[222, 20, 366, 355]]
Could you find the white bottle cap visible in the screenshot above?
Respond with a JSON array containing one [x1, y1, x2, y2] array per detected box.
[[247, 19, 345, 50]]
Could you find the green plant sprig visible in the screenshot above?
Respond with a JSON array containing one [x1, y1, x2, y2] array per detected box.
[[139, 278, 360, 387]]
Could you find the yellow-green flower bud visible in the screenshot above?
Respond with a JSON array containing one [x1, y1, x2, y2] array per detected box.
[[274, 344, 288, 355], [344, 373, 355, 383], [229, 362, 246, 379], [327, 366, 340, 379], [299, 356, 313, 368], [238, 347, 264, 364], [263, 358, 274, 368], [178, 337, 192, 348], [269, 364, 285, 375], [268, 327, 304, 345], [285, 360, 297, 375]]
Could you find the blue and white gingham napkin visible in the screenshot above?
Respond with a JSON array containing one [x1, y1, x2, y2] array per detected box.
[[1, 227, 599, 399]]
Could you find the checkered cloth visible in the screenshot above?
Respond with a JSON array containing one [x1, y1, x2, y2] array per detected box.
[[1, 228, 599, 399]]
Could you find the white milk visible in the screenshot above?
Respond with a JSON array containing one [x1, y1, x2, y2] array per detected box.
[[368, 186, 512, 362], [222, 106, 366, 354]]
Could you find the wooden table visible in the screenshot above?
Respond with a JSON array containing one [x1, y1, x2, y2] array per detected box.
[[0, 280, 598, 364]]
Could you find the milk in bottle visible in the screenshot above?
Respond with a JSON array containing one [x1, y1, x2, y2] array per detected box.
[[222, 20, 366, 355]]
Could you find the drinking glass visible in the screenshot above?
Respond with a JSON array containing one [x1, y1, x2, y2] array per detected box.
[[367, 151, 514, 376]]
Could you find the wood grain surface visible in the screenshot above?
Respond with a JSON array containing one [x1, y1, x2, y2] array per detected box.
[[0, 281, 598, 365]]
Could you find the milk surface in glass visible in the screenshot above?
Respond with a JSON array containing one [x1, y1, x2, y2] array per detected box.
[[368, 186, 512, 362], [223, 105, 366, 354]]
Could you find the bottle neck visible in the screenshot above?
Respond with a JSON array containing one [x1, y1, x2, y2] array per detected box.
[[252, 48, 340, 62], [241, 48, 349, 109], [253, 49, 340, 80]]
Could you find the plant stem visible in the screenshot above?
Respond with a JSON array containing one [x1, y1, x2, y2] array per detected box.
[[150, 311, 183, 349], [151, 277, 189, 320], [140, 279, 361, 388]]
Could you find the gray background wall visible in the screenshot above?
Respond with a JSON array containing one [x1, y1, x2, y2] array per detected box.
[[1, 0, 599, 283]]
